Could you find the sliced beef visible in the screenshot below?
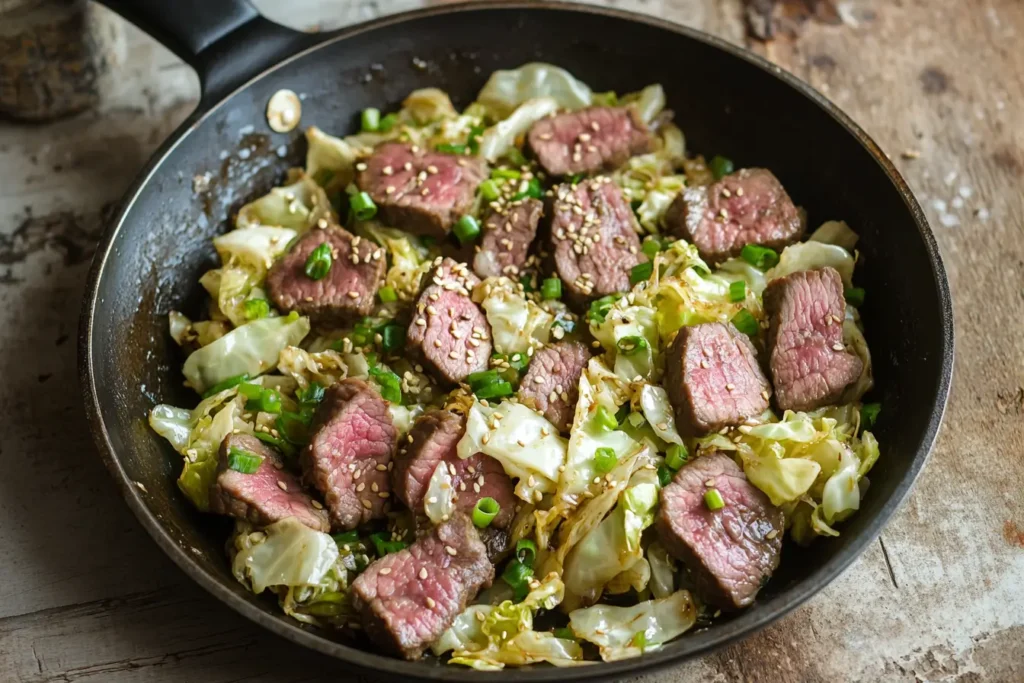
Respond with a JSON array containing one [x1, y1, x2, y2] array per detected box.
[[266, 225, 385, 323], [527, 106, 652, 177], [355, 142, 486, 238], [406, 258, 492, 383], [472, 197, 542, 279], [301, 379, 396, 530], [517, 340, 590, 431], [656, 451, 783, 609], [392, 410, 516, 528], [665, 322, 771, 436], [210, 434, 329, 532], [549, 177, 643, 301], [351, 514, 494, 660], [763, 267, 863, 411], [664, 168, 803, 262]]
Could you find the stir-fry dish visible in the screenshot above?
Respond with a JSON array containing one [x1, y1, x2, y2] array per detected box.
[[150, 63, 880, 668]]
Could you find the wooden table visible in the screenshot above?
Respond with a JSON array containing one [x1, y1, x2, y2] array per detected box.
[[0, 1, 1021, 680]]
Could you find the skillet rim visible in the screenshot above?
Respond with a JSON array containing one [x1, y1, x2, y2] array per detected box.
[[78, 2, 955, 680]]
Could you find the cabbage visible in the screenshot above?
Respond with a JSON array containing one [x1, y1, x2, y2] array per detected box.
[[647, 541, 677, 599], [401, 87, 459, 124], [149, 389, 249, 511], [474, 63, 594, 119], [182, 314, 310, 393], [389, 403, 425, 438], [568, 590, 698, 661], [458, 400, 567, 503], [716, 257, 769, 297], [612, 123, 685, 231], [433, 574, 584, 669], [477, 97, 559, 162], [276, 345, 368, 390], [231, 518, 339, 594], [169, 310, 193, 347], [591, 303, 658, 381], [305, 126, 359, 192], [639, 385, 683, 445], [810, 220, 859, 251], [213, 226, 296, 276], [623, 84, 666, 124], [424, 461, 456, 525], [200, 266, 258, 327], [767, 241, 855, 287], [235, 171, 335, 232], [478, 279, 553, 354], [357, 222, 432, 301], [842, 306, 874, 402]]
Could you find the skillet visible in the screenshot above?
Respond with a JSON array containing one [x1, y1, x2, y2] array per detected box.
[[79, 1, 954, 679]]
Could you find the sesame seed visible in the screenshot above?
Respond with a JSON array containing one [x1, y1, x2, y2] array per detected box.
[[379, 491, 389, 498], [445, 546, 457, 556], [347, 291, 360, 299], [353, 469, 361, 479], [736, 187, 744, 196], [767, 529, 779, 540], [428, 496, 437, 504], [311, 500, 323, 509], [376, 463, 388, 471], [355, 162, 368, 171], [356, 483, 365, 492], [276, 480, 288, 491], [761, 390, 771, 400], [361, 499, 372, 509], [379, 567, 391, 575], [419, 568, 428, 580], [833, 342, 845, 351], [726, 383, 736, 391], [371, 482, 379, 493], [700, 360, 710, 369], [385, 186, 395, 195]]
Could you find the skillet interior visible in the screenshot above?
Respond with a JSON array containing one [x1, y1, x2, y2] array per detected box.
[[81, 4, 953, 681]]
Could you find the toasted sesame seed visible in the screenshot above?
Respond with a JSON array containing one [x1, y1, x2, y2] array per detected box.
[[726, 383, 736, 391], [419, 568, 428, 580], [385, 186, 395, 195], [311, 500, 323, 509], [379, 567, 391, 575], [361, 499, 372, 509], [356, 483, 365, 492], [833, 342, 845, 351], [378, 491, 389, 498], [767, 529, 779, 540], [445, 546, 457, 556], [276, 480, 288, 491]]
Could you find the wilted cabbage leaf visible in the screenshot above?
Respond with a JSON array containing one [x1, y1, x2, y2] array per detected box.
[[474, 63, 594, 119], [231, 518, 339, 594], [477, 97, 559, 162], [568, 589, 698, 661], [478, 278, 554, 354], [235, 171, 335, 232]]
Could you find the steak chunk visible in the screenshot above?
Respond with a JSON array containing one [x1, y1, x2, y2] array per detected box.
[[211, 434, 329, 532], [301, 379, 396, 530], [527, 106, 652, 177], [549, 178, 643, 301], [351, 515, 494, 660], [266, 225, 385, 323], [472, 197, 542, 279], [656, 451, 783, 609], [517, 340, 590, 431], [406, 258, 492, 383], [392, 410, 516, 528], [763, 267, 863, 411], [665, 322, 771, 436], [356, 142, 486, 238], [664, 168, 803, 262]]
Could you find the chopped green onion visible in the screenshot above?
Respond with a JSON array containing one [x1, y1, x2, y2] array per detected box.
[[740, 244, 780, 271], [630, 261, 653, 285], [704, 488, 726, 511], [709, 155, 734, 180], [255, 388, 283, 414], [296, 382, 325, 406], [467, 369, 501, 390], [501, 558, 534, 602], [731, 308, 760, 336], [616, 335, 649, 355], [378, 112, 398, 132], [519, 273, 535, 292], [541, 277, 562, 300], [665, 443, 689, 470], [615, 402, 630, 426], [861, 402, 881, 429], [512, 177, 542, 200], [657, 464, 674, 487], [202, 373, 250, 398], [729, 280, 747, 303], [479, 179, 502, 201], [361, 107, 381, 132], [378, 286, 398, 303], [504, 147, 528, 167], [594, 405, 618, 432], [349, 318, 375, 347], [554, 627, 576, 640], [453, 215, 481, 245], [693, 265, 711, 277], [630, 631, 648, 650], [587, 294, 623, 323], [436, 142, 466, 154], [475, 381, 513, 400], [253, 431, 296, 458], [472, 497, 500, 528], [243, 298, 270, 320], [489, 168, 520, 181], [379, 322, 406, 353], [369, 366, 402, 404], [276, 411, 312, 445], [332, 530, 360, 545], [845, 286, 866, 307], [350, 191, 377, 221], [304, 243, 333, 280], [369, 531, 408, 556], [641, 238, 663, 260], [566, 172, 586, 186], [594, 447, 618, 473], [467, 124, 485, 155], [227, 447, 263, 474], [515, 539, 537, 567], [237, 382, 263, 401]]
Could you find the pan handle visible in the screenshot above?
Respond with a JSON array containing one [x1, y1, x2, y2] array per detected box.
[[96, 0, 313, 104]]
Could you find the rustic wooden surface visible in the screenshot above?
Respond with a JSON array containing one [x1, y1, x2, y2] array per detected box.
[[0, 0, 1021, 681]]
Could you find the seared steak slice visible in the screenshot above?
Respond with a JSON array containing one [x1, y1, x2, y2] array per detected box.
[[301, 379, 396, 530], [351, 515, 494, 659], [527, 106, 652, 177], [656, 451, 783, 609], [210, 434, 329, 532], [763, 267, 863, 411], [665, 322, 771, 436], [355, 142, 486, 238], [266, 225, 385, 324], [392, 410, 515, 528], [472, 197, 543, 279], [406, 258, 492, 383], [517, 340, 590, 431], [549, 178, 643, 301], [664, 168, 803, 262]]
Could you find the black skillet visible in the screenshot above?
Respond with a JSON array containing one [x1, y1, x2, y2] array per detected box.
[[79, 1, 954, 680]]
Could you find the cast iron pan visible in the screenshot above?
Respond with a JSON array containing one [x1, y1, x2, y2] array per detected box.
[[79, 1, 954, 680]]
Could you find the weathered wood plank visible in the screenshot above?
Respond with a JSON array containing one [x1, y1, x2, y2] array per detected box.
[[0, 0, 1021, 681]]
